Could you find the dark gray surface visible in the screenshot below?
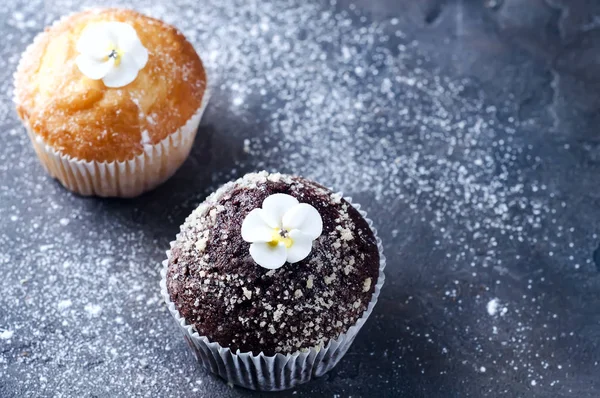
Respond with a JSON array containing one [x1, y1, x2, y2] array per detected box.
[[1, 0, 600, 397]]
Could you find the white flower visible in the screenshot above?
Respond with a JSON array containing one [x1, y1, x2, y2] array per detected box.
[[241, 193, 323, 269], [75, 22, 149, 88]]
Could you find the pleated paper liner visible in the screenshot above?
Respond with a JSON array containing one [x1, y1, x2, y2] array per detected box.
[[160, 195, 386, 391], [22, 93, 208, 197]]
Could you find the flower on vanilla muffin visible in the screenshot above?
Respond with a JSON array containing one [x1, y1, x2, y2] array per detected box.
[[75, 21, 148, 88]]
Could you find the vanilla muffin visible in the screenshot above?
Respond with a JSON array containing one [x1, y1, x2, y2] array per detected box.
[[161, 171, 385, 390], [14, 8, 209, 197]]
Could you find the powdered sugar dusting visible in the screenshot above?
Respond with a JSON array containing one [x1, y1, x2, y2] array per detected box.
[[486, 298, 508, 317], [84, 303, 102, 317], [57, 299, 73, 311], [487, 298, 500, 316]]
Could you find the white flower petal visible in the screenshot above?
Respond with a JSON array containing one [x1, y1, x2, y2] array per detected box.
[[241, 209, 273, 243], [107, 22, 148, 68], [105, 22, 138, 50], [286, 230, 314, 263], [101, 56, 140, 88], [75, 55, 113, 80], [75, 21, 148, 86], [249, 242, 287, 269], [128, 43, 149, 69], [261, 194, 299, 228], [282, 203, 323, 240], [76, 23, 113, 59]]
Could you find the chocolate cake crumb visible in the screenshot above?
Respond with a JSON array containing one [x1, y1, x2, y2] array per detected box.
[[166, 171, 379, 355]]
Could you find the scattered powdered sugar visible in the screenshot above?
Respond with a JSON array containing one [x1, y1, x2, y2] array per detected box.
[[0, 0, 596, 396], [84, 304, 102, 316], [486, 298, 508, 317], [487, 298, 500, 316], [57, 299, 73, 311]]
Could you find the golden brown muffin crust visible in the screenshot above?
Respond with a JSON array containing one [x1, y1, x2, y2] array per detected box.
[[14, 8, 207, 162]]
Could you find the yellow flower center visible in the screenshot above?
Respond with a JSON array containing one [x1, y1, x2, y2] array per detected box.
[[105, 46, 123, 66], [268, 228, 293, 248]]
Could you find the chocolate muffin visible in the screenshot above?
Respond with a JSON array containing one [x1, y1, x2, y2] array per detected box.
[[166, 171, 380, 356]]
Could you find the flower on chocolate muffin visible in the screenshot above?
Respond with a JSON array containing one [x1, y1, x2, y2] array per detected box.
[[241, 193, 323, 269]]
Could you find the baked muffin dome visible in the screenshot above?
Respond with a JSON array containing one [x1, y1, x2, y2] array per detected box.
[[14, 8, 207, 163], [166, 172, 380, 356]]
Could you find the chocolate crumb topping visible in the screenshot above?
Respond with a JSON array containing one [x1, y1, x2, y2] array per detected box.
[[166, 172, 379, 355]]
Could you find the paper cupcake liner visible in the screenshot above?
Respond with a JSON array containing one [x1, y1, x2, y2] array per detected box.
[[22, 93, 208, 198], [14, 11, 211, 198], [160, 195, 386, 391]]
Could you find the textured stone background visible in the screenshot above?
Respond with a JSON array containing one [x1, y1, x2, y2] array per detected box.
[[1, 0, 599, 397]]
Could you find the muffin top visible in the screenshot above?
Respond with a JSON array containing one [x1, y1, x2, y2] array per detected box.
[[166, 172, 380, 356], [14, 8, 207, 162]]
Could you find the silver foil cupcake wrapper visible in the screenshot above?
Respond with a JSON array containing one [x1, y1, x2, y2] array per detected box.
[[160, 194, 386, 391]]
